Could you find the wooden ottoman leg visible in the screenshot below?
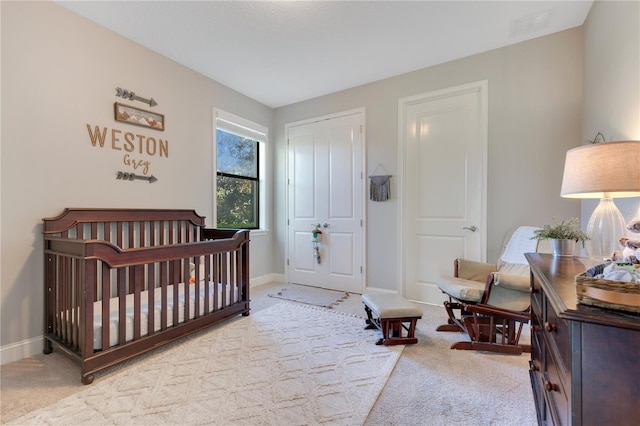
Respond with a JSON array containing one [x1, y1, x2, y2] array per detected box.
[[364, 304, 378, 330]]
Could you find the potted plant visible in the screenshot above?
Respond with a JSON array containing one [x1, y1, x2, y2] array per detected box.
[[532, 217, 590, 256]]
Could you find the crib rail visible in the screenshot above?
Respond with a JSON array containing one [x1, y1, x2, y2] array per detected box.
[[43, 208, 206, 248]]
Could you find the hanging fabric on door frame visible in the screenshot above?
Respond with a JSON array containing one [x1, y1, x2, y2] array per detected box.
[[369, 163, 391, 202]]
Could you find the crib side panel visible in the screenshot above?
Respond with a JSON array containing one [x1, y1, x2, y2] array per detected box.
[[43, 209, 250, 383]]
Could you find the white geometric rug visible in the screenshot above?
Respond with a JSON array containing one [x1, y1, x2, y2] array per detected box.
[[9, 303, 403, 426]]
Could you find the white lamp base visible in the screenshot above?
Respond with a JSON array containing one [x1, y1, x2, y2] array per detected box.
[[585, 195, 627, 261]]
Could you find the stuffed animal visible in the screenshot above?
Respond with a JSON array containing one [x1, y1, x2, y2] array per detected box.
[[189, 262, 196, 284], [627, 219, 640, 233], [617, 237, 640, 264]]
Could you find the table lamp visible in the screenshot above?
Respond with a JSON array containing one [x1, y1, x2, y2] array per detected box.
[[560, 140, 640, 260]]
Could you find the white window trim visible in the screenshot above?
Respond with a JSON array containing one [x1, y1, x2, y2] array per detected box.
[[214, 109, 269, 235]]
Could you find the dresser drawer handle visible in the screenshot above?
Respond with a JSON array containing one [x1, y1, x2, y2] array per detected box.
[[545, 380, 559, 392], [544, 322, 557, 333]]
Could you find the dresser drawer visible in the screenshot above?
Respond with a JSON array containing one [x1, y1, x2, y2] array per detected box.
[[530, 273, 543, 315], [530, 302, 544, 369], [544, 297, 571, 372], [544, 342, 569, 425]]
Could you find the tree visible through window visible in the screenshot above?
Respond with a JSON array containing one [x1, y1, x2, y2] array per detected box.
[[216, 129, 259, 229]]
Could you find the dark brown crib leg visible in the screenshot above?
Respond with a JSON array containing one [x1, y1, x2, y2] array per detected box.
[[43, 339, 52, 355], [81, 373, 95, 385]]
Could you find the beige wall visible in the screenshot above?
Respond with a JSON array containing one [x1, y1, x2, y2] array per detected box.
[[274, 28, 585, 291], [0, 1, 274, 355], [581, 0, 640, 223]]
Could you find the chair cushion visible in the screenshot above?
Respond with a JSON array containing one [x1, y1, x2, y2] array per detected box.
[[497, 262, 530, 277], [361, 293, 422, 318], [456, 258, 496, 281], [485, 286, 530, 312], [493, 272, 530, 292], [436, 276, 485, 303]]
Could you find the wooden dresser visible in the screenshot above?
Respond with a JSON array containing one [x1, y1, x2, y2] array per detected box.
[[526, 253, 640, 426]]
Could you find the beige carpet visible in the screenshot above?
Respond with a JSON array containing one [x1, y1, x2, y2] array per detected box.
[[2, 283, 538, 425], [268, 285, 349, 308], [6, 302, 402, 426]]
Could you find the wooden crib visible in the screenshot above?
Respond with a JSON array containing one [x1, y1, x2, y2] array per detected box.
[[43, 208, 250, 384]]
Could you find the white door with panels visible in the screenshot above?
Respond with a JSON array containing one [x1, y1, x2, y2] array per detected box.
[[286, 110, 364, 294], [400, 81, 487, 304]]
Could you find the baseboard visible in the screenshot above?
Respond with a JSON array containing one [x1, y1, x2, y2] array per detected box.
[[361, 286, 443, 307], [361, 286, 397, 295], [250, 273, 285, 287], [1, 335, 43, 365]]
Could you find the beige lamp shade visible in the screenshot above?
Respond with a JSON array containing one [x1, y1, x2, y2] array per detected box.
[[560, 140, 640, 199]]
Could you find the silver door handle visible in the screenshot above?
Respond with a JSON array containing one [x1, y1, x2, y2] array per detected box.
[[463, 226, 477, 232]]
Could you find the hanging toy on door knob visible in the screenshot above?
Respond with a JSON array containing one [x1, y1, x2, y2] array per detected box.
[[312, 224, 323, 264]]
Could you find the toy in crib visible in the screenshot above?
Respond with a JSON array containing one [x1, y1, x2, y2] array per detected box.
[[189, 262, 196, 283]]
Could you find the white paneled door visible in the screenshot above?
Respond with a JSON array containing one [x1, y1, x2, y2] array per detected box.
[[400, 81, 487, 304], [286, 110, 364, 294]]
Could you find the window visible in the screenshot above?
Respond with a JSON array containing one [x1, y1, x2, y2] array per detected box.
[[215, 111, 267, 231]]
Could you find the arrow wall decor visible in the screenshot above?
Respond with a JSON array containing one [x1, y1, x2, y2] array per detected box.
[[116, 171, 158, 183], [115, 87, 158, 107]]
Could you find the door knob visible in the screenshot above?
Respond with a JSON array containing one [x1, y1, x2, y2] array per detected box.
[[463, 226, 477, 232]]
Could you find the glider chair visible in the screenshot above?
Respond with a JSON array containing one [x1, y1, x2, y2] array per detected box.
[[436, 226, 548, 355]]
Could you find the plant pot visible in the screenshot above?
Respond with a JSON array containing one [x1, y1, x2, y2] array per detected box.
[[550, 238, 576, 257]]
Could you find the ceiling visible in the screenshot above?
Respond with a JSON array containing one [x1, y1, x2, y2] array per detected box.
[[57, 1, 593, 108]]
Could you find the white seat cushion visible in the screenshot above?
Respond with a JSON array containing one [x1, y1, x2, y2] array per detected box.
[[361, 293, 422, 318], [436, 276, 485, 303]]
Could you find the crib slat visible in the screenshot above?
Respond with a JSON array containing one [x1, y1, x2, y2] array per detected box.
[[221, 252, 228, 308], [132, 265, 142, 340], [128, 221, 134, 249], [213, 254, 219, 311], [76, 258, 83, 350], [62, 257, 70, 344], [172, 260, 180, 326], [147, 263, 155, 336], [118, 268, 126, 346], [102, 262, 111, 351], [160, 261, 168, 330], [230, 251, 236, 304], [140, 221, 146, 248], [117, 222, 123, 250], [83, 260, 96, 357], [203, 255, 210, 314], [183, 260, 191, 320]]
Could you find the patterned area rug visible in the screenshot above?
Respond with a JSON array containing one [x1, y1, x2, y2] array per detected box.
[[268, 285, 350, 308], [9, 303, 402, 425]]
